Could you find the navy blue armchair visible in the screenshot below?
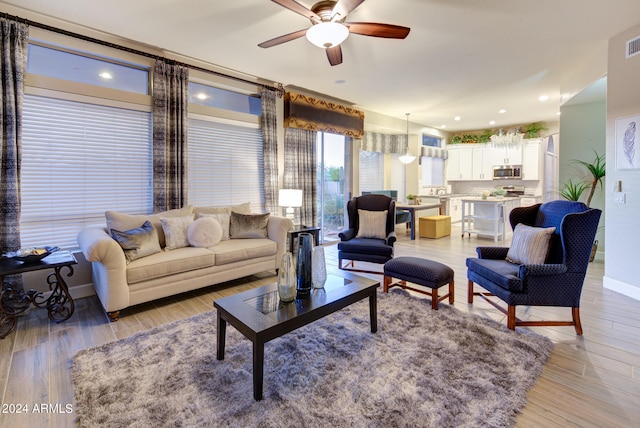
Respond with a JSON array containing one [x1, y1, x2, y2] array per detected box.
[[338, 194, 396, 274], [466, 200, 602, 335]]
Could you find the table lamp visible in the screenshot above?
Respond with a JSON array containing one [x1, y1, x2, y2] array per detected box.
[[278, 189, 303, 221]]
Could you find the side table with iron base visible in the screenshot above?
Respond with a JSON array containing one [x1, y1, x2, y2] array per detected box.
[[0, 250, 77, 339]]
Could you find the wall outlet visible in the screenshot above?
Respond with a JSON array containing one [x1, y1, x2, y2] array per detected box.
[[614, 192, 626, 204]]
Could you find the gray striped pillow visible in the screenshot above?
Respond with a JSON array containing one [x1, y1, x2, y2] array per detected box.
[[506, 224, 556, 265]]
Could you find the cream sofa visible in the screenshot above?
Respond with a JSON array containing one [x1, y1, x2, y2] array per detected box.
[[77, 204, 293, 320]]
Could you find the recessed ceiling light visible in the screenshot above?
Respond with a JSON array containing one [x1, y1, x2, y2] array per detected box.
[[441, 124, 447, 129], [538, 95, 549, 101], [498, 109, 507, 114], [557, 111, 562, 116], [98, 72, 113, 79], [489, 120, 496, 125], [454, 116, 461, 121], [196, 93, 208, 100]]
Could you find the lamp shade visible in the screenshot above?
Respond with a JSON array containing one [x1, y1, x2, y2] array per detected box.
[[306, 22, 349, 49], [399, 153, 416, 164], [279, 189, 303, 207]]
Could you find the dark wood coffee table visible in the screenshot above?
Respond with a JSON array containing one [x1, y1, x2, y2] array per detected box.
[[214, 274, 379, 400]]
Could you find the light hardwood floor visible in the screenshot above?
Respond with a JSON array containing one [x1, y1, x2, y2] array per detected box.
[[1, 224, 639, 427]]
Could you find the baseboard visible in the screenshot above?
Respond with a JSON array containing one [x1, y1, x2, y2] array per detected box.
[[68, 283, 96, 300], [603, 276, 640, 302]]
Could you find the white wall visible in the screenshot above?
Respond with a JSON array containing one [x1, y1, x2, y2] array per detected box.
[[604, 22, 640, 301]]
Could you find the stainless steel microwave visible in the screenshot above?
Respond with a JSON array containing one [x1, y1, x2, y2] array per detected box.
[[493, 165, 522, 180]]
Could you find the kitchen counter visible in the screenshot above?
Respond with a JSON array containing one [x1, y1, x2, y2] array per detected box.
[[461, 196, 520, 202], [460, 198, 520, 242]]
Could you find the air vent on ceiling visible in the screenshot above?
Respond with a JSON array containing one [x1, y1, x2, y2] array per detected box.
[[626, 35, 640, 59]]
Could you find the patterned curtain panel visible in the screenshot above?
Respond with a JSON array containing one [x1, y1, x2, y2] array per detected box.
[[261, 87, 279, 215], [360, 131, 407, 154], [0, 18, 28, 286], [153, 60, 189, 212], [284, 127, 317, 227], [284, 92, 364, 138]]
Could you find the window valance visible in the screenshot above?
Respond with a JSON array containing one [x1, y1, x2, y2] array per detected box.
[[421, 146, 448, 159], [360, 131, 407, 154], [284, 92, 364, 138]]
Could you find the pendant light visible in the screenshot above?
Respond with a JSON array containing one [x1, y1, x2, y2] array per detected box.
[[399, 113, 416, 164]]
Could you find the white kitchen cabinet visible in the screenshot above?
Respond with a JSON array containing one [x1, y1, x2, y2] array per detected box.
[[487, 145, 522, 165], [472, 147, 494, 180], [522, 140, 541, 180], [449, 197, 463, 223], [446, 147, 473, 181]]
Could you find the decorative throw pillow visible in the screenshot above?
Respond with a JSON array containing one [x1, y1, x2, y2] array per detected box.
[[230, 202, 252, 214], [160, 214, 195, 250], [356, 209, 388, 239], [110, 220, 161, 263], [187, 217, 223, 248], [229, 212, 270, 239], [506, 224, 556, 265], [199, 213, 231, 240], [105, 206, 194, 248]]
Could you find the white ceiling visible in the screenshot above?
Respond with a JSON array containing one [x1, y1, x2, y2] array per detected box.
[[3, 0, 640, 132]]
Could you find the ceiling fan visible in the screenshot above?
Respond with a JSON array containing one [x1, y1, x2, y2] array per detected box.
[[258, 0, 410, 66]]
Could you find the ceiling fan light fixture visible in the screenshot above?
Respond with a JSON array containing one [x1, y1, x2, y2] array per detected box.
[[306, 22, 349, 49]]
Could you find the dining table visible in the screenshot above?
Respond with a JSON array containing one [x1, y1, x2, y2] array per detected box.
[[395, 202, 443, 240]]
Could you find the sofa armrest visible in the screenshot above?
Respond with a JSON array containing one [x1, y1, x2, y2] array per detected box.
[[386, 230, 397, 245], [476, 246, 509, 259], [267, 215, 294, 266], [339, 228, 356, 241], [77, 227, 130, 313], [519, 263, 567, 277]]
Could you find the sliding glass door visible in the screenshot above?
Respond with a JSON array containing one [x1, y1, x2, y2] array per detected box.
[[316, 132, 348, 242]]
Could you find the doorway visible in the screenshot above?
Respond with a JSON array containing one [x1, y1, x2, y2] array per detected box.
[[316, 132, 349, 242]]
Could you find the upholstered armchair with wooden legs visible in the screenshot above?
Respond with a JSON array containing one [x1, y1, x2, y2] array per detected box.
[[338, 194, 396, 274], [466, 200, 602, 335]]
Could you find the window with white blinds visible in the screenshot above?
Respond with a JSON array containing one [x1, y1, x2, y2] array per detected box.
[[21, 95, 153, 250], [187, 117, 264, 210], [358, 150, 384, 193]]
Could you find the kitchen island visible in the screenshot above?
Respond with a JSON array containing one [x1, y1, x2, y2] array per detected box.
[[461, 197, 520, 242]]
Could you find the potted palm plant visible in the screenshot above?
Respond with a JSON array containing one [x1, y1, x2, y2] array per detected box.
[[559, 151, 605, 261]]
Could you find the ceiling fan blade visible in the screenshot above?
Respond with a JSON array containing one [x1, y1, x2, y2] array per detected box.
[[326, 45, 343, 66], [271, 0, 320, 21], [258, 29, 308, 48], [346, 22, 410, 39], [332, 0, 365, 20]]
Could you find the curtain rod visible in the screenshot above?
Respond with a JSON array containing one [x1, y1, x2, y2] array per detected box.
[[2, 11, 284, 96]]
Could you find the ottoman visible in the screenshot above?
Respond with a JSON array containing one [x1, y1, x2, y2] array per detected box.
[[383, 256, 454, 310], [419, 215, 451, 239]]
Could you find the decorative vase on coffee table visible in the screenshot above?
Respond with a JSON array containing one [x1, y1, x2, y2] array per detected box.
[[296, 232, 313, 298], [277, 252, 296, 302], [312, 246, 327, 289]]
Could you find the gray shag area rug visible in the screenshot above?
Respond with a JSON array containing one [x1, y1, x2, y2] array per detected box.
[[72, 290, 553, 428]]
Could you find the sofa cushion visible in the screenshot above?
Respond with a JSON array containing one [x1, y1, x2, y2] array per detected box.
[[126, 247, 215, 284], [160, 214, 195, 250], [465, 257, 523, 292], [209, 238, 276, 265], [187, 217, 222, 248], [194, 202, 252, 217], [229, 212, 270, 239], [110, 220, 161, 263], [105, 206, 194, 248]]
